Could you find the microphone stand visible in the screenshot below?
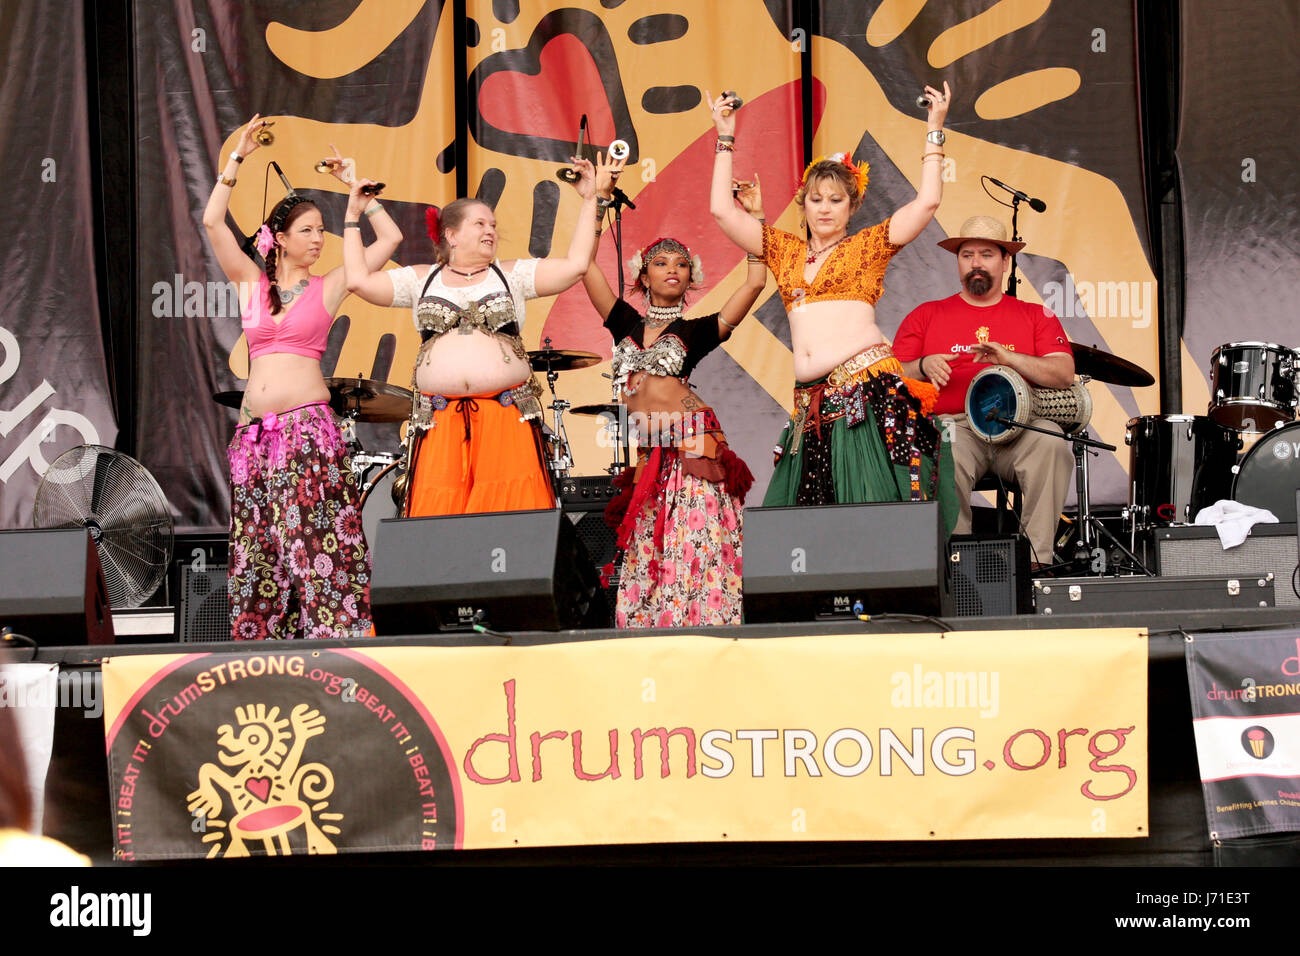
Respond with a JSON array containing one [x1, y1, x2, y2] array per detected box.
[[605, 186, 637, 475], [1006, 195, 1023, 299], [987, 415, 1152, 577]]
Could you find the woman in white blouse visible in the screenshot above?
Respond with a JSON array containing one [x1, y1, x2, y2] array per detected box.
[[341, 165, 600, 515]]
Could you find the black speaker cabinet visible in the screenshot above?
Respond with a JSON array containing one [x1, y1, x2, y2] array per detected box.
[[946, 534, 1032, 616], [742, 501, 944, 622], [177, 563, 232, 643], [0, 528, 114, 645], [371, 508, 606, 633], [1154, 523, 1298, 607]]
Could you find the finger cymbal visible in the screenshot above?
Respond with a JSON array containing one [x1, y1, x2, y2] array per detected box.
[[528, 348, 602, 372], [325, 377, 413, 423], [1070, 343, 1155, 387]]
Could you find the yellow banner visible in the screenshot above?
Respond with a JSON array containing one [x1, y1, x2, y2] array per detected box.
[[102, 630, 1146, 857]]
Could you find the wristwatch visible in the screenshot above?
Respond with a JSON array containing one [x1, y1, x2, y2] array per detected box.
[[925, 130, 946, 146]]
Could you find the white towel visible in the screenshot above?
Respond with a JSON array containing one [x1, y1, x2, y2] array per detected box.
[[1193, 499, 1279, 548]]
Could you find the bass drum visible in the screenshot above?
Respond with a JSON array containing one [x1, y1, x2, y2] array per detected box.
[[1125, 415, 1241, 529], [1232, 421, 1300, 523], [358, 458, 406, 551]]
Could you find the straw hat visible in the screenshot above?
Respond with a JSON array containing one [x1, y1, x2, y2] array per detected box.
[[937, 215, 1025, 255]]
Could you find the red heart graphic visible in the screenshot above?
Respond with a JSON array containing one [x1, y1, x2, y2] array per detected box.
[[245, 776, 272, 803], [478, 34, 617, 146]]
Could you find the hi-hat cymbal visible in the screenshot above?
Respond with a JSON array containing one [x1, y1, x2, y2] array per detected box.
[[1070, 343, 1155, 387], [325, 377, 412, 423], [571, 403, 624, 417], [528, 348, 601, 372]]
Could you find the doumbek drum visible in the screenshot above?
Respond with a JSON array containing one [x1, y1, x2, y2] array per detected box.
[[965, 366, 1093, 444]]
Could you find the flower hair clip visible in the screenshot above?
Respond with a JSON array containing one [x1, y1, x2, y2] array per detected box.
[[802, 151, 870, 195], [425, 206, 440, 243], [254, 224, 275, 257], [690, 254, 704, 286]]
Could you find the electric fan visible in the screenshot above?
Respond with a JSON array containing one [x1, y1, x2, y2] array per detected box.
[[32, 445, 174, 608]]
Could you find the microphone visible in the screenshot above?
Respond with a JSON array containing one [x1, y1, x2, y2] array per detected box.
[[556, 115, 589, 184], [269, 161, 297, 196], [985, 403, 1002, 423], [987, 177, 1047, 213]]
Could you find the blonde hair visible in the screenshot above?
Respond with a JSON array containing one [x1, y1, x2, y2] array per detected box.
[[794, 161, 864, 214]]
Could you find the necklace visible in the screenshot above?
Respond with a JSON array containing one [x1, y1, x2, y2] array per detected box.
[[446, 265, 490, 278], [805, 235, 847, 265], [645, 303, 683, 329], [277, 277, 309, 304]]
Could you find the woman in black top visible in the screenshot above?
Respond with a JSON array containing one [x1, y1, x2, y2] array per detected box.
[[578, 175, 767, 627]]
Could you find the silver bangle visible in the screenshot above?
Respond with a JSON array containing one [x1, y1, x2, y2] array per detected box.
[[362, 202, 382, 218]]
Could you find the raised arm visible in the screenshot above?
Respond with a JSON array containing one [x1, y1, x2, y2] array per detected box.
[[533, 158, 601, 297], [888, 82, 952, 247], [576, 150, 630, 321], [201, 115, 265, 287], [716, 176, 768, 338], [342, 179, 402, 306], [707, 91, 762, 257]]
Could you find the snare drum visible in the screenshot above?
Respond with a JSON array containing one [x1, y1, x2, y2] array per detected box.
[[1209, 342, 1298, 430], [1232, 420, 1300, 523], [966, 366, 1093, 443], [1124, 414, 1240, 529]]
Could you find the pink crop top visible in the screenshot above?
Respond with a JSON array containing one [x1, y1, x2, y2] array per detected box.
[[242, 273, 331, 360]]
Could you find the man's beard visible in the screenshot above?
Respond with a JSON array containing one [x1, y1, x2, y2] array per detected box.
[[964, 268, 994, 296]]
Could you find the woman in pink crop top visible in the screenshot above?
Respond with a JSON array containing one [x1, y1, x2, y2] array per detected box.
[[202, 115, 402, 640], [342, 160, 601, 518], [707, 89, 958, 533]]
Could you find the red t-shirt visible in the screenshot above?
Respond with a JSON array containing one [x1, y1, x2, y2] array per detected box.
[[893, 294, 1071, 415]]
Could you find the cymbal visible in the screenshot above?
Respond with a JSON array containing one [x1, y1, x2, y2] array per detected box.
[[571, 403, 624, 417], [528, 347, 601, 372], [1070, 342, 1155, 387], [325, 377, 413, 423]]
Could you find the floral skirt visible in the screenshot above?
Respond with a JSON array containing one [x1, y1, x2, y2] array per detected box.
[[227, 403, 372, 640], [615, 451, 744, 628]]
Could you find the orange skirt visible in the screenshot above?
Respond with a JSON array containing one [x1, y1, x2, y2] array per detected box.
[[406, 389, 555, 517]]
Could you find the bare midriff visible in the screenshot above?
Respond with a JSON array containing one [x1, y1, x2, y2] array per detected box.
[[415, 331, 530, 396], [242, 354, 330, 422], [622, 372, 699, 418], [787, 298, 886, 382]]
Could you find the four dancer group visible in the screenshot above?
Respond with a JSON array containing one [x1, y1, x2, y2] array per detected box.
[[206, 81, 1054, 638]]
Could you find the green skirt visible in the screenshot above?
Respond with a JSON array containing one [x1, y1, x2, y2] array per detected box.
[[762, 386, 957, 538]]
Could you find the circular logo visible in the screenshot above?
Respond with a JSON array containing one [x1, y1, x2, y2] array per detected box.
[[1241, 725, 1274, 760], [106, 649, 459, 859], [1272, 441, 1292, 460]]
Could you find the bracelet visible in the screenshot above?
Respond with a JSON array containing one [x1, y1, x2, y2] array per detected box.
[[217, 174, 236, 187], [922, 152, 945, 161], [746, 254, 763, 263], [230, 151, 243, 165], [595, 227, 603, 239], [719, 315, 741, 330], [343, 221, 362, 230], [920, 355, 933, 380], [715, 141, 735, 153], [717, 134, 735, 143], [362, 202, 382, 218]]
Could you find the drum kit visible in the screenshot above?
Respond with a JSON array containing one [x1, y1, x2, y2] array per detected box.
[[962, 337, 1300, 573], [213, 342, 631, 538]]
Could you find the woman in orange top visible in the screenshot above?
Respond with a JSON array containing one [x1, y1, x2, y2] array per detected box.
[[708, 88, 956, 530]]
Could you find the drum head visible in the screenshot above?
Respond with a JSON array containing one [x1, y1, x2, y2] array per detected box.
[[1233, 423, 1300, 523], [966, 367, 1028, 443]]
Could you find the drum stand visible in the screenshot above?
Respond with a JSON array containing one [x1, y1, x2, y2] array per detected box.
[[537, 337, 575, 479], [986, 415, 1152, 576]]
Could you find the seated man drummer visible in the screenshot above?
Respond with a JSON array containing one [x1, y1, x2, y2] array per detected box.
[[894, 215, 1074, 568]]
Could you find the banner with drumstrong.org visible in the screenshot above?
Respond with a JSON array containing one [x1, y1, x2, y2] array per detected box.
[[0, 0, 117, 529], [1187, 629, 1300, 840], [102, 631, 1147, 859]]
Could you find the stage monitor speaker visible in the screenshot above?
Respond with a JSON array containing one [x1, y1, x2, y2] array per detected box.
[[742, 501, 944, 623], [1154, 523, 1298, 606], [371, 508, 606, 633], [946, 534, 1032, 617], [177, 563, 231, 642], [0, 528, 114, 646]]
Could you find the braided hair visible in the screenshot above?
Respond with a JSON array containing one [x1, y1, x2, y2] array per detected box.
[[262, 195, 316, 315]]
